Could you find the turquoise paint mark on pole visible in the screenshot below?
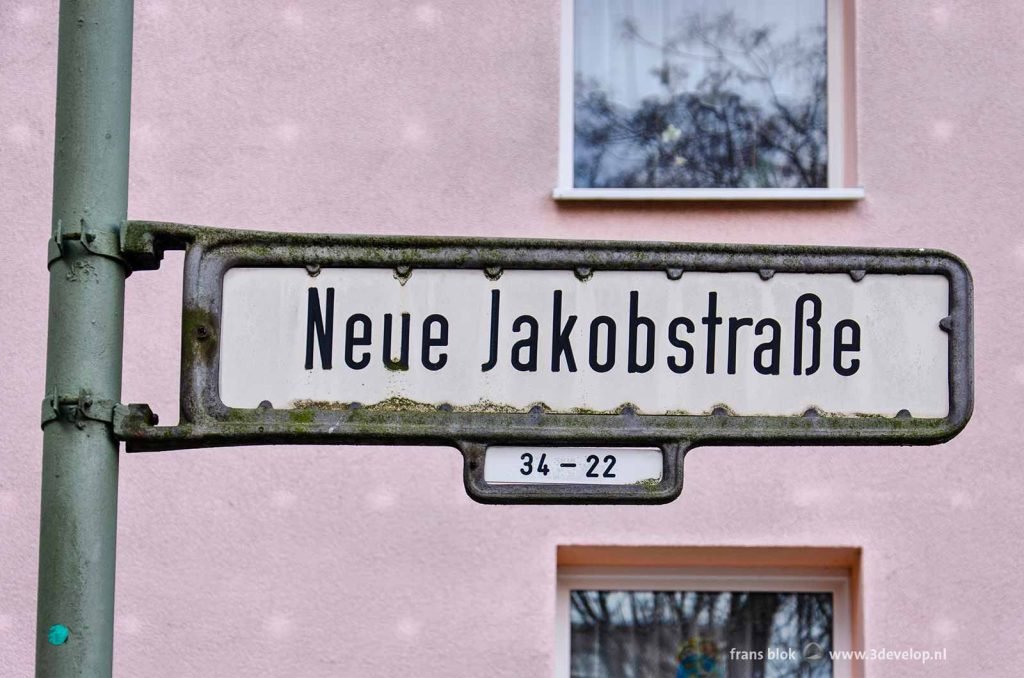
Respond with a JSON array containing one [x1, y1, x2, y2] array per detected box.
[[47, 625, 70, 646]]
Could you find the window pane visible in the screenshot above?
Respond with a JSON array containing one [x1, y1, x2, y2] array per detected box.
[[574, 0, 828, 189], [569, 590, 834, 677]]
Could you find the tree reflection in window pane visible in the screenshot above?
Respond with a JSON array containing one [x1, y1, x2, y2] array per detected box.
[[574, 0, 828, 189], [570, 590, 833, 677]]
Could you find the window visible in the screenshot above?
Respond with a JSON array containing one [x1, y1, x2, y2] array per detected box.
[[556, 0, 861, 200], [556, 548, 858, 678]]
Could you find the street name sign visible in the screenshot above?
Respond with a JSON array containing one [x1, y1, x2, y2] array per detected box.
[[116, 222, 973, 504], [222, 268, 947, 417]]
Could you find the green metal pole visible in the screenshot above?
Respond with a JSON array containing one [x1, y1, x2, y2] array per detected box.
[[37, 0, 133, 675]]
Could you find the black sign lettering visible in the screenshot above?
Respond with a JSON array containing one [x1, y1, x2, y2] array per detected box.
[[628, 290, 655, 374], [551, 291, 578, 373], [382, 313, 411, 371], [702, 292, 723, 374], [299, 286, 866, 379], [422, 314, 449, 371], [345, 314, 372, 369], [589, 316, 616, 373], [511, 315, 539, 372], [481, 289, 500, 372], [833, 319, 861, 376], [305, 287, 334, 370], [753, 318, 782, 375], [667, 317, 695, 374], [794, 293, 822, 376], [727, 316, 754, 375]]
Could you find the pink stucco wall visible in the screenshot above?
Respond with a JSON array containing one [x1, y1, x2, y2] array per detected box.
[[2, 1, 1023, 675]]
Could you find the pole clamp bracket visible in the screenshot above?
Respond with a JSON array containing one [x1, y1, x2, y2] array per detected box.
[[41, 390, 123, 430], [48, 219, 131, 273]]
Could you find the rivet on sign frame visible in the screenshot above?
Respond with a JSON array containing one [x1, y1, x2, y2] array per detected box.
[[394, 265, 413, 285]]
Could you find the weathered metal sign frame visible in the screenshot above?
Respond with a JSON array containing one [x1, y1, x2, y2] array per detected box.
[[116, 221, 973, 504]]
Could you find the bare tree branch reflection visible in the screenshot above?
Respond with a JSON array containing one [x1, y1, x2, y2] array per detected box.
[[575, 9, 828, 189], [569, 590, 833, 677]]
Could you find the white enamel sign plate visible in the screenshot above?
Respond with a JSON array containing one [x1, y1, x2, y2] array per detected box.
[[484, 447, 663, 485], [219, 268, 950, 418]]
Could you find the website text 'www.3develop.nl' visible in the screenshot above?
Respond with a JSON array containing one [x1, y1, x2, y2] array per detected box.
[[729, 645, 948, 665]]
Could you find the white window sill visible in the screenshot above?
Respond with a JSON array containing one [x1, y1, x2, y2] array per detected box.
[[552, 187, 865, 201]]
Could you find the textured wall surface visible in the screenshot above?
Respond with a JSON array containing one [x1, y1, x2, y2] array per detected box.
[[2, 1, 1023, 675]]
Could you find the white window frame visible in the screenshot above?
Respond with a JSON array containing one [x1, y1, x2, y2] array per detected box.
[[556, 566, 854, 678], [554, 0, 863, 201]]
